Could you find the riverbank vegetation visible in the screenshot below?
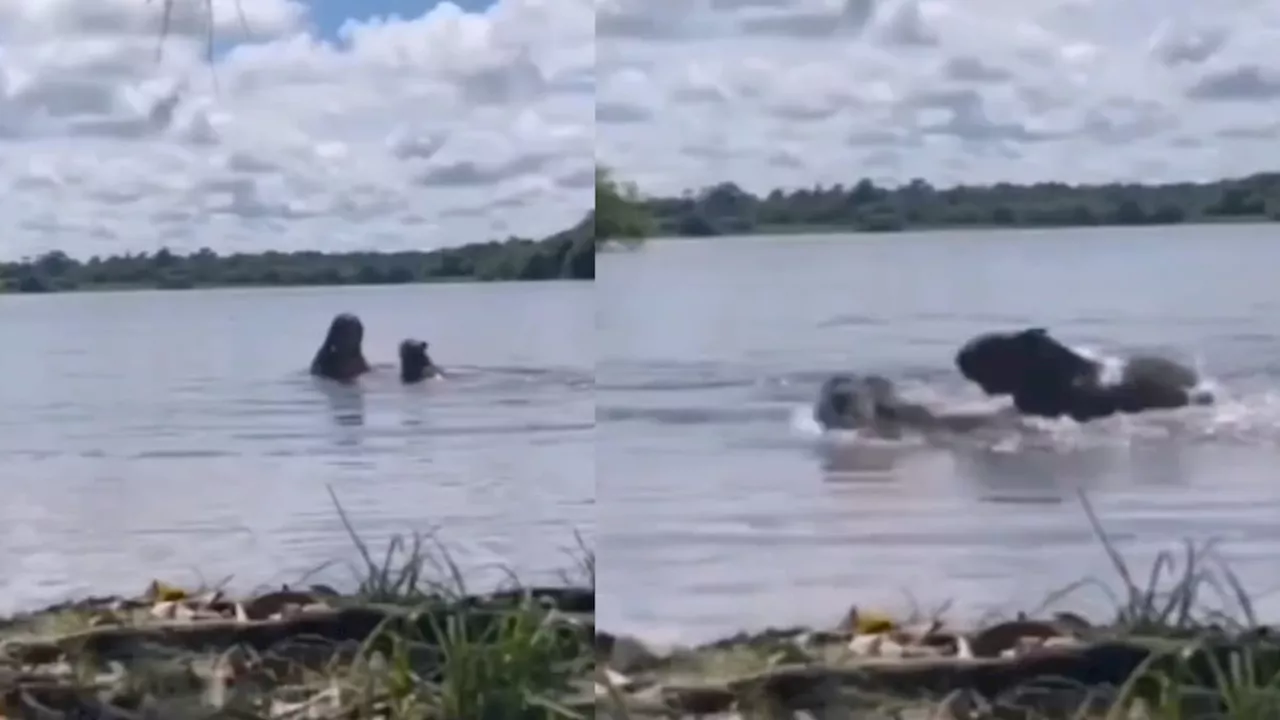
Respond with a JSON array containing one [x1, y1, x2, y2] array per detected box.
[[0, 220, 593, 293], [633, 171, 1280, 238], [595, 166, 655, 248], [597, 494, 1278, 719], [0, 493, 595, 719]]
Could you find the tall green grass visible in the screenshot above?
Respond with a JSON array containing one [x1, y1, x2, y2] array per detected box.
[[1062, 492, 1280, 719], [323, 486, 595, 719], [1037, 491, 1258, 636]]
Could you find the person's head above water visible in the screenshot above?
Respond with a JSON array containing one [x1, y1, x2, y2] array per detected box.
[[398, 338, 437, 384], [310, 313, 372, 383]]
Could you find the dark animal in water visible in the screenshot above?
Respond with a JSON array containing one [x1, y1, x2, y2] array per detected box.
[[954, 327, 1210, 422], [310, 313, 372, 383], [398, 339, 440, 384]]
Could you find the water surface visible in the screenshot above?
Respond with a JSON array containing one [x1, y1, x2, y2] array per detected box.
[[0, 282, 593, 611], [598, 225, 1280, 642]]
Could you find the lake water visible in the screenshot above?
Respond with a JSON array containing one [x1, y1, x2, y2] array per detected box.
[[598, 225, 1280, 643], [0, 282, 593, 612]]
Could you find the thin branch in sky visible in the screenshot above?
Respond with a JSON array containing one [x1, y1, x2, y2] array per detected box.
[[147, 0, 252, 92]]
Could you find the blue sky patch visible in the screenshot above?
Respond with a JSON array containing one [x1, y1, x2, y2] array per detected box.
[[309, 0, 494, 39]]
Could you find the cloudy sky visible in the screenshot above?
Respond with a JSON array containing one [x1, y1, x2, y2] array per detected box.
[[597, 0, 1280, 198], [0, 0, 591, 259]]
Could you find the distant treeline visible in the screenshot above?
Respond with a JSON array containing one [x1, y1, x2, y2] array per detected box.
[[0, 217, 592, 293], [641, 172, 1280, 236]]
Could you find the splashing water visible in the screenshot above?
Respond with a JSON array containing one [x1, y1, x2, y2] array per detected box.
[[790, 346, 1280, 454]]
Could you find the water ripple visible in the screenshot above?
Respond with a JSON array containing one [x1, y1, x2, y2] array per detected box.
[[0, 284, 592, 614]]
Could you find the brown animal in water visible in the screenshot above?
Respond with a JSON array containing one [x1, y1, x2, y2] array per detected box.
[[398, 338, 441, 384], [309, 313, 371, 383]]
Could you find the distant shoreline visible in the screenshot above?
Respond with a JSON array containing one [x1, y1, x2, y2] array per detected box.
[[643, 214, 1274, 241], [0, 224, 594, 294], [0, 274, 590, 296], [631, 171, 1280, 240]]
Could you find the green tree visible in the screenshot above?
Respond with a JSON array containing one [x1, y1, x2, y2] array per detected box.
[[629, 172, 1280, 237], [595, 166, 654, 246]]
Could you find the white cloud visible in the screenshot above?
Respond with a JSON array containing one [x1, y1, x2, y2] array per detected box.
[[597, 0, 1280, 197], [0, 0, 592, 259]]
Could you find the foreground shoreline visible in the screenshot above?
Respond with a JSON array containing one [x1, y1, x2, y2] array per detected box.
[[597, 607, 1274, 719], [595, 499, 1272, 719], [0, 579, 595, 719], [0, 490, 599, 719]]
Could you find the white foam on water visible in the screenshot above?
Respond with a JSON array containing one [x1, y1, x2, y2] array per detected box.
[[1072, 345, 1126, 386], [789, 404, 924, 450], [789, 403, 825, 438]]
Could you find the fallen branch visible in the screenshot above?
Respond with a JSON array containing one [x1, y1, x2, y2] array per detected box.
[[3, 606, 397, 664]]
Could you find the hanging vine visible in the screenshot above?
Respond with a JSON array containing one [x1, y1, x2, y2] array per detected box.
[[149, 0, 250, 65]]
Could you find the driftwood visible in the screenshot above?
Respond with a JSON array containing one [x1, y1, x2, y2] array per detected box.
[[600, 637, 1280, 716], [4, 607, 398, 665], [0, 584, 597, 720], [744, 638, 1280, 711], [5, 601, 593, 668], [728, 640, 1157, 705]]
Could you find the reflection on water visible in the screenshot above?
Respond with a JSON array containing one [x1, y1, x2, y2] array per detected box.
[[598, 227, 1280, 643], [816, 437, 917, 477], [0, 283, 592, 613], [320, 381, 367, 431]]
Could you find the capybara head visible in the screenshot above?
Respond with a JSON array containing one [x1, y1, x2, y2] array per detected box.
[[311, 312, 370, 382], [956, 328, 1097, 397], [398, 338, 434, 384], [325, 313, 364, 354]]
